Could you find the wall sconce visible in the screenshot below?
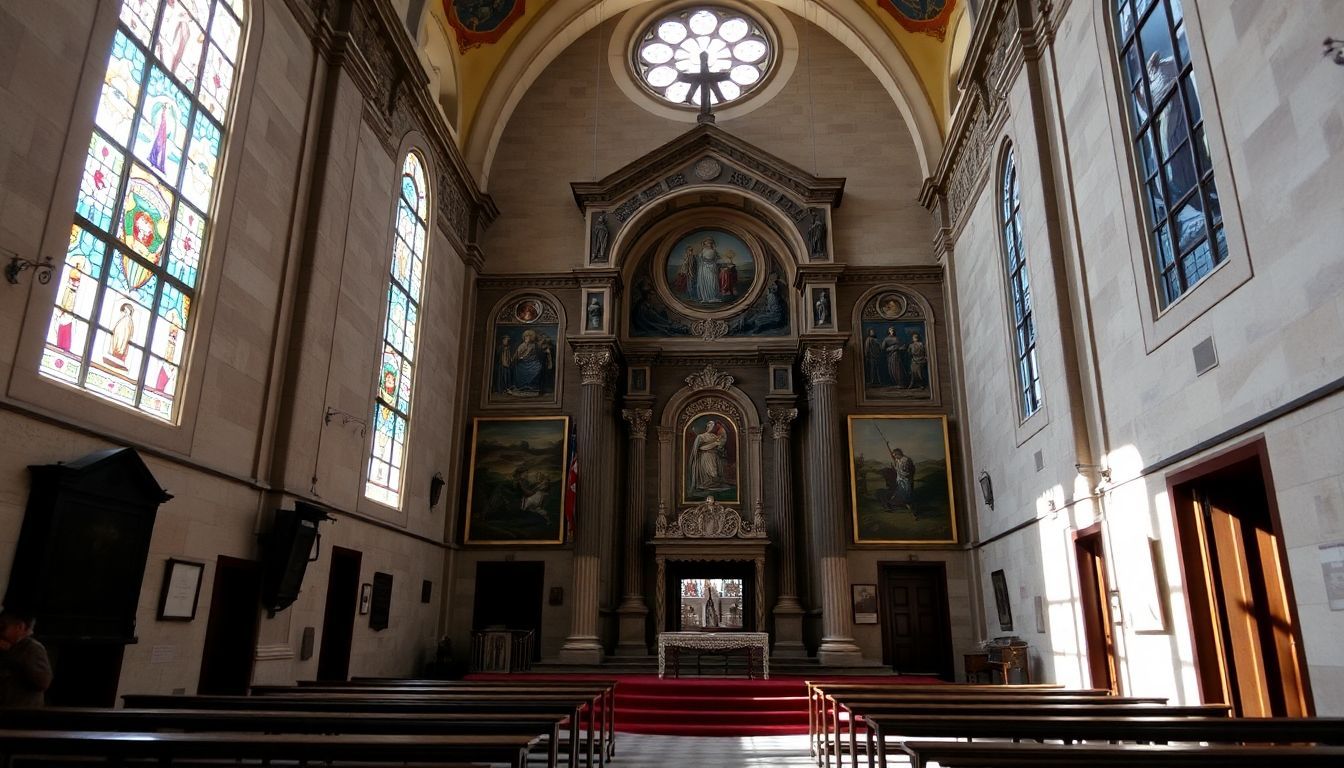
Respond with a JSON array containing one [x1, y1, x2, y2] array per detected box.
[[978, 471, 994, 510], [4, 249, 55, 285], [428, 471, 445, 509], [1326, 37, 1344, 66], [1075, 463, 1113, 483]]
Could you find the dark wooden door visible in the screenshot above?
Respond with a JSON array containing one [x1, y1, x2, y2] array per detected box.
[[316, 547, 361, 681], [1075, 527, 1117, 691], [878, 563, 953, 679], [1171, 445, 1312, 716], [473, 562, 545, 660], [197, 556, 261, 694]]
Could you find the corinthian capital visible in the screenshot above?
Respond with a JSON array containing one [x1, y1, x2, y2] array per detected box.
[[800, 345, 843, 386], [767, 407, 799, 440], [621, 408, 653, 439], [573, 346, 617, 388]]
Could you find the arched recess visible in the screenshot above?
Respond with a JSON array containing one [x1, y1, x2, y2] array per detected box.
[[464, 0, 945, 188], [616, 194, 803, 346], [417, 4, 461, 131], [849, 283, 940, 408], [657, 379, 764, 521], [477, 288, 568, 410]]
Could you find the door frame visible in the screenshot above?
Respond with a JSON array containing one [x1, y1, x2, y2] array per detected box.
[[197, 555, 260, 695], [1073, 524, 1117, 692], [1166, 436, 1314, 715], [316, 546, 362, 682], [877, 561, 954, 679]]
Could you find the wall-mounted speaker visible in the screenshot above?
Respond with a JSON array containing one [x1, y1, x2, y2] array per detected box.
[[259, 502, 332, 616]]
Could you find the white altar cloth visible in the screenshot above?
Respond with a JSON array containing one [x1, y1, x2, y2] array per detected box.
[[657, 631, 770, 679]]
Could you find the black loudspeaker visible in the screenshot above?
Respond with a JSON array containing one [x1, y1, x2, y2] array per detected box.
[[260, 502, 332, 616]]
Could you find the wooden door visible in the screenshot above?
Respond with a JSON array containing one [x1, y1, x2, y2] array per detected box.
[[473, 561, 545, 660], [316, 547, 361, 681], [197, 556, 261, 694], [878, 563, 954, 679], [1075, 527, 1117, 691], [1171, 444, 1312, 716]]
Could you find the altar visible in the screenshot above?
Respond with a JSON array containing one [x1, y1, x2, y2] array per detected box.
[[658, 631, 770, 679]]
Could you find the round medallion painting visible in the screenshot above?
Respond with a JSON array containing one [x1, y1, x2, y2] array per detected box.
[[662, 228, 758, 314]]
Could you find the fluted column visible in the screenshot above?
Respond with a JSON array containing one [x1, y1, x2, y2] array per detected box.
[[768, 405, 806, 657], [801, 345, 864, 664], [560, 345, 616, 664], [615, 407, 652, 655]]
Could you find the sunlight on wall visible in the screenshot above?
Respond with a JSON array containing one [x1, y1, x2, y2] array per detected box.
[[1035, 483, 1087, 687]]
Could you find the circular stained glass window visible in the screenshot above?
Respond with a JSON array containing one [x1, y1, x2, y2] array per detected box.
[[633, 6, 774, 108]]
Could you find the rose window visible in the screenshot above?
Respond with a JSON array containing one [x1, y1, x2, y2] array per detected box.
[[633, 7, 773, 108]]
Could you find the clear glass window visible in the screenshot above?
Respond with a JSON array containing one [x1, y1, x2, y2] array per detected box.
[[1001, 147, 1042, 419], [1114, 0, 1224, 307]]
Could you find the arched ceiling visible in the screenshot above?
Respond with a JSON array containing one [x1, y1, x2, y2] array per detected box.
[[412, 1, 969, 188]]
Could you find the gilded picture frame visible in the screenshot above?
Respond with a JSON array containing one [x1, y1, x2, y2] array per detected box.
[[847, 414, 957, 544], [464, 416, 570, 545]]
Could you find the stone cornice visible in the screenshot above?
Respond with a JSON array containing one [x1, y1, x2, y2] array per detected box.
[[838, 265, 945, 284], [475, 272, 581, 290]]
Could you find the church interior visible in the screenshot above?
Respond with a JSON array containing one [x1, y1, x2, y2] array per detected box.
[[1, 0, 1343, 762]]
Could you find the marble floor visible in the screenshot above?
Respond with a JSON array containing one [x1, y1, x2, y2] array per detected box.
[[599, 733, 816, 766]]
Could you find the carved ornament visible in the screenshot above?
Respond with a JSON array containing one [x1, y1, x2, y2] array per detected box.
[[767, 407, 798, 440], [685, 365, 735, 391], [655, 497, 767, 539], [690, 319, 730, 341], [622, 408, 653, 440], [800, 346, 843, 386], [677, 397, 743, 431], [574, 347, 617, 388]]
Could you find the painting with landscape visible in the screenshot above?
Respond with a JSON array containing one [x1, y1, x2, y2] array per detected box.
[[465, 417, 569, 544], [848, 415, 956, 544]]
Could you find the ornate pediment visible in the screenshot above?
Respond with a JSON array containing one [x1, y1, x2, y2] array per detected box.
[[685, 365, 735, 391], [655, 498, 766, 539]]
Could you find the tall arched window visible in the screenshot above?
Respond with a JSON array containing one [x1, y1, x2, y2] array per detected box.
[[1001, 146, 1042, 419], [1114, 0, 1224, 307], [366, 152, 430, 508], [39, 0, 246, 421]]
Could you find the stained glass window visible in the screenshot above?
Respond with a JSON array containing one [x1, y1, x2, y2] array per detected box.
[[366, 153, 430, 508], [1001, 146, 1042, 419], [41, 0, 246, 422], [633, 6, 773, 107], [1114, 0, 1224, 307]]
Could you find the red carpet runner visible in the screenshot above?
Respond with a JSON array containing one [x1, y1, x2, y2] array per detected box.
[[469, 673, 940, 737]]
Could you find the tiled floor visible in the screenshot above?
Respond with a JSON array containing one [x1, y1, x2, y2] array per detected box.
[[604, 733, 816, 766]]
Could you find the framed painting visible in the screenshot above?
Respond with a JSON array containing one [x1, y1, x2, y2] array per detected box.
[[805, 284, 836, 332], [483, 293, 563, 408], [465, 416, 570, 544], [581, 286, 610, 335], [663, 228, 758, 315], [156, 558, 204, 620], [847, 415, 957, 544], [852, 583, 878, 624], [992, 569, 1013, 631], [681, 412, 740, 505]]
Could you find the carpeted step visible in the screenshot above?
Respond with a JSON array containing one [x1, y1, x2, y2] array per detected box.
[[618, 706, 806, 727]]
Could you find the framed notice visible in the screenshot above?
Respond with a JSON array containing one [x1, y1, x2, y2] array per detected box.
[[157, 558, 205, 621], [852, 583, 878, 624]]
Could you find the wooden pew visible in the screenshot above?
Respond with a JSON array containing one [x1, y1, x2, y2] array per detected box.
[[123, 693, 590, 768], [822, 692, 1168, 766], [0, 729, 540, 768], [3, 707, 567, 768], [864, 714, 1344, 767], [899, 740, 1344, 768], [254, 679, 617, 763]]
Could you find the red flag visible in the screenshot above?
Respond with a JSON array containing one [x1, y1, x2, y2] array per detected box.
[[563, 433, 578, 541]]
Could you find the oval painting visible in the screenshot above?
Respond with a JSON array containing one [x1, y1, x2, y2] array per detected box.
[[663, 229, 757, 313]]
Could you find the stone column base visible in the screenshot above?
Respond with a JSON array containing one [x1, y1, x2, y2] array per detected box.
[[771, 601, 807, 658], [613, 602, 649, 656], [558, 636, 604, 665], [817, 637, 865, 666]]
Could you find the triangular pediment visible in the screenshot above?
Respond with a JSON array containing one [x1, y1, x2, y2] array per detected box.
[[33, 447, 173, 505], [571, 123, 845, 216]]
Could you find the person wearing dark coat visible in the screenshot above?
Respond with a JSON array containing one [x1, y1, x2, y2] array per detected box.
[[0, 610, 52, 708]]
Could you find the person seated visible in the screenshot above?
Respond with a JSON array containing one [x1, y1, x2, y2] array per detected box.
[[0, 609, 52, 708]]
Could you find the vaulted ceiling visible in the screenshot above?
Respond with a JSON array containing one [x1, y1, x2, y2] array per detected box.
[[401, 0, 972, 187]]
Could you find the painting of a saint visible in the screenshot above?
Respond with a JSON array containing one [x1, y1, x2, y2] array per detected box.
[[848, 415, 956, 544], [682, 413, 739, 504], [862, 321, 930, 398], [446, 0, 526, 53], [465, 417, 569, 544], [664, 229, 756, 312], [487, 295, 561, 405]]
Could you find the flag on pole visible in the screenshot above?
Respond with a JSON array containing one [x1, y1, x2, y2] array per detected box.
[[563, 432, 579, 541]]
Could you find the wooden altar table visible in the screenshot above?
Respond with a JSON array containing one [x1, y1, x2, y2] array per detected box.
[[657, 631, 769, 679]]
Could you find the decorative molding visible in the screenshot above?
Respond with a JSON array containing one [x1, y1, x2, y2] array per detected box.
[[655, 497, 767, 539], [685, 365, 735, 391], [621, 408, 653, 440], [676, 396, 744, 431], [839, 266, 945, 284], [767, 407, 798, 439], [800, 345, 843, 386], [476, 273, 582, 289], [689, 318, 730, 341], [253, 643, 295, 661]]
